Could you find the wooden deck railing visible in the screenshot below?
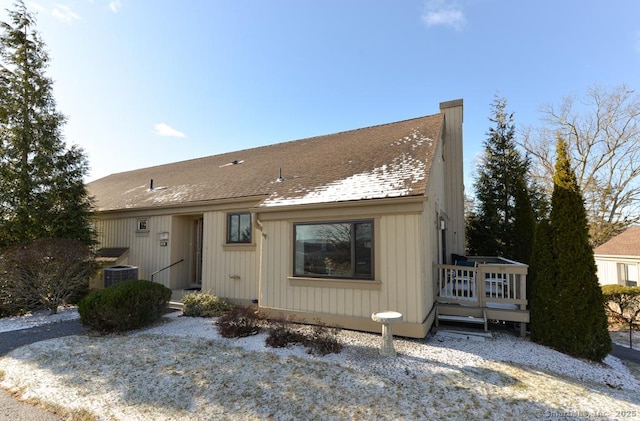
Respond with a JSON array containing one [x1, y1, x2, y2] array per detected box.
[[434, 257, 528, 311]]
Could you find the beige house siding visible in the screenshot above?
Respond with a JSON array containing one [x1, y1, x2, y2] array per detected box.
[[256, 200, 429, 337], [95, 215, 172, 286], [201, 211, 260, 302], [94, 201, 263, 296]]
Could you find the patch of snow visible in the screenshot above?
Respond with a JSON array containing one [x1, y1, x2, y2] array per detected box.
[[0, 307, 80, 333], [262, 155, 426, 207]]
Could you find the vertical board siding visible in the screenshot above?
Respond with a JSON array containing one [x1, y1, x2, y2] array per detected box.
[[260, 213, 424, 324], [95, 216, 171, 287], [202, 212, 259, 301]]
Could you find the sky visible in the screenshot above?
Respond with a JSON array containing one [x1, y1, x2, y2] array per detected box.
[[1, 0, 639, 187]]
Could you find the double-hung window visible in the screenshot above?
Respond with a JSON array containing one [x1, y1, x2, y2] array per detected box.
[[293, 220, 373, 279], [227, 212, 252, 244]]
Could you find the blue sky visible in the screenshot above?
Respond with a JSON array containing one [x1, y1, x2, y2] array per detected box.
[[2, 1, 639, 186]]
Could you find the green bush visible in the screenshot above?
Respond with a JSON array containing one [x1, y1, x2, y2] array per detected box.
[[78, 280, 171, 332], [182, 291, 232, 317]]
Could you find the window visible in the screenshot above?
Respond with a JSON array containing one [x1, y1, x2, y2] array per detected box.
[[618, 262, 639, 287], [136, 218, 149, 233], [227, 212, 252, 243], [294, 220, 373, 279]]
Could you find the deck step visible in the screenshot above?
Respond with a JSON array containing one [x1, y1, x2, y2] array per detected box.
[[437, 315, 485, 324], [436, 306, 488, 332]]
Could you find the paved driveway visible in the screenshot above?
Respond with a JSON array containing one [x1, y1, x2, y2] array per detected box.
[[0, 319, 88, 421]]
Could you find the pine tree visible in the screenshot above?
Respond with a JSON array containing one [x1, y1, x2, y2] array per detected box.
[[0, 1, 94, 248], [548, 136, 611, 361], [467, 97, 535, 261]]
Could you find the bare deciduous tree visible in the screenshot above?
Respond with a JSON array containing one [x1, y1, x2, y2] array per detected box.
[[0, 238, 97, 314], [521, 84, 640, 246]]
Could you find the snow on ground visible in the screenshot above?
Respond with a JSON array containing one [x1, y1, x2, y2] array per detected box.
[[0, 306, 79, 333], [1, 310, 639, 420]]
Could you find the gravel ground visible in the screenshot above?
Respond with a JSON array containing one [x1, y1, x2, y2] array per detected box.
[[1, 310, 639, 420]]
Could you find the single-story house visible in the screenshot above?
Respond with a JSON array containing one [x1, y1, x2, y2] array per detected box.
[[594, 226, 640, 287], [87, 99, 529, 337]]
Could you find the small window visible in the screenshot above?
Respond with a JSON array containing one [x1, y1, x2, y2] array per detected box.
[[136, 218, 149, 233], [293, 220, 373, 280], [227, 212, 252, 243]]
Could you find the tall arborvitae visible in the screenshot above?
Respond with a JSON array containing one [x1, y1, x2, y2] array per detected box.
[[548, 136, 611, 361], [467, 97, 535, 261], [529, 218, 558, 344], [0, 1, 94, 247], [511, 175, 536, 263]]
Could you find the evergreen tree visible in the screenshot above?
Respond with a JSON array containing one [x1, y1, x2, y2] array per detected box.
[[467, 97, 535, 261], [529, 218, 558, 344], [0, 1, 94, 248], [548, 136, 611, 361], [511, 175, 535, 263]]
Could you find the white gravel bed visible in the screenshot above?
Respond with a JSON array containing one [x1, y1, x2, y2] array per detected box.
[[1, 310, 639, 420]]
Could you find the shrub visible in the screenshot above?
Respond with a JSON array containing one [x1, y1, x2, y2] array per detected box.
[[602, 285, 640, 348], [265, 318, 343, 356], [0, 238, 97, 314], [78, 280, 171, 332], [182, 291, 232, 317], [265, 320, 306, 348], [217, 306, 262, 338], [216, 307, 343, 356]]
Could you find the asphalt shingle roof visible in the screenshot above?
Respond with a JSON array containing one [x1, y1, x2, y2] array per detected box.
[[87, 113, 444, 212], [594, 226, 640, 257]]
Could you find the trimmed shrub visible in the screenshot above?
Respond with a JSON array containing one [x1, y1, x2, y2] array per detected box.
[[217, 306, 262, 338], [78, 280, 171, 332], [602, 285, 640, 348], [182, 291, 232, 317]]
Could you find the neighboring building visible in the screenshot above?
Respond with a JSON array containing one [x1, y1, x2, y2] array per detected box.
[[87, 99, 476, 338], [594, 226, 640, 287]]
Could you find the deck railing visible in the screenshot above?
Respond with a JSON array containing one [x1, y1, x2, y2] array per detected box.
[[434, 257, 528, 311]]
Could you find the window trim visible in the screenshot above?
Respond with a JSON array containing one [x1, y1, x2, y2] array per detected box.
[[226, 212, 252, 244], [292, 219, 374, 280]]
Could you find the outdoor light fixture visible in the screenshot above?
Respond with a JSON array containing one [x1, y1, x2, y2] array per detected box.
[[159, 232, 169, 246]]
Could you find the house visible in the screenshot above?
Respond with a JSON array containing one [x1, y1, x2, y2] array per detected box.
[[87, 99, 529, 337], [594, 226, 640, 287]]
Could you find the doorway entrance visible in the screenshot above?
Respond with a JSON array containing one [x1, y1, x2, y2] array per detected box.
[[193, 217, 203, 285]]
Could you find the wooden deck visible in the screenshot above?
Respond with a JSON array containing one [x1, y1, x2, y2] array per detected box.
[[434, 257, 529, 336]]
